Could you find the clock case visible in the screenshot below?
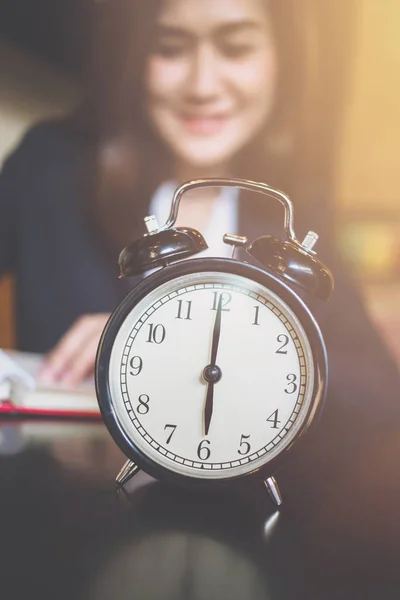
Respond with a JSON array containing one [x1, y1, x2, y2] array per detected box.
[[95, 178, 334, 500]]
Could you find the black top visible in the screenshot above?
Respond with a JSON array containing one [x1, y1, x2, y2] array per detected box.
[[0, 121, 129, 353], [1, 119, 399, 460]]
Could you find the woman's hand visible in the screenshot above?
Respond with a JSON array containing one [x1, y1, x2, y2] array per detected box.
[[38, 314, 110, 386]]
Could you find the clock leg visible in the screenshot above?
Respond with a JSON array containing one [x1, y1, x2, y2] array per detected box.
[[116, 459, 140, 486], [264, 476, 283, 506]]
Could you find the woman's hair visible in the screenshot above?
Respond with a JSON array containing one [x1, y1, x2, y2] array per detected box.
[[74, 0, 356, 253]]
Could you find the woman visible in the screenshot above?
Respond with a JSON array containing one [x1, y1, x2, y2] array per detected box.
[[0, 0, 398, 433]]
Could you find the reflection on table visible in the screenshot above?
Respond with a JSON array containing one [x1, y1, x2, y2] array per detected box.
[[1, 417, 400, 600]]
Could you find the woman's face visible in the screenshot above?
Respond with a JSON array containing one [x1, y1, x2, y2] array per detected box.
[[145, 0, 276, 173]]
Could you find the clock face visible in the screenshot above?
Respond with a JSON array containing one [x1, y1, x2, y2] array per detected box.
[[104, 267, 316, 481]]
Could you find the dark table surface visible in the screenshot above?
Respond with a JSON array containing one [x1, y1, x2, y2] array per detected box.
[[1, 416, 400, 600]]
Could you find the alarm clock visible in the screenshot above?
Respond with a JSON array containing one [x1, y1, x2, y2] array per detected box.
[[95, 178, 333, 505]]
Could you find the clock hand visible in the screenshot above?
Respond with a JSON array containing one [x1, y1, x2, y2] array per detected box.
[[203, 295, 223, 436], [203, 381, 214, 437], [210, 294, 222, 366]]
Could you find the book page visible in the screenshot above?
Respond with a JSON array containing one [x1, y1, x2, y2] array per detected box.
[[6, 351, 95, 394], [1, 350, 99, 413], [0, 349, 35, 389], [0, 379, 11, 401]]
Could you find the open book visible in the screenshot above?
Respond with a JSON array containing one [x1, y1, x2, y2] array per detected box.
[[0, 350, 100, 418]]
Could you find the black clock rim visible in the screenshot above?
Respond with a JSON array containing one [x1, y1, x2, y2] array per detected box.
[[95, 258, 328, 490]]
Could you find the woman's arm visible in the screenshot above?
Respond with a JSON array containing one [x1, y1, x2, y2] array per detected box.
[[39, 313, 111, 385]]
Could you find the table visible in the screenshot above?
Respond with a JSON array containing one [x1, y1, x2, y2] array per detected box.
[[1, 416, 400, 600]]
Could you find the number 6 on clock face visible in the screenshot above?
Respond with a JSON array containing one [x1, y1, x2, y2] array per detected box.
[[96, 258, 327, 487]]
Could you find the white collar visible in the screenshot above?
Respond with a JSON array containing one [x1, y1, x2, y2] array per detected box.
[[149, 181, 239, 258]]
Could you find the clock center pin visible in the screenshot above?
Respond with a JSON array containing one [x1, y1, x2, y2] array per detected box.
[[202, 364, 222, 384]]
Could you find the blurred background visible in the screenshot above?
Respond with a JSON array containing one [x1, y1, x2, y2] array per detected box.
[[0, 0, 399, 364]]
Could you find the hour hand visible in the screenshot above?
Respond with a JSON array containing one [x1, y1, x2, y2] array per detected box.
[[203, 382, 214, 436]]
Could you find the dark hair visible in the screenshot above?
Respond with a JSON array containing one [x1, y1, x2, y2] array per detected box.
[[75, 0, 356, 252]]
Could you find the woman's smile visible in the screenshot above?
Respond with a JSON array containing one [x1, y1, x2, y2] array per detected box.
[[178, 112, 233, 136]]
